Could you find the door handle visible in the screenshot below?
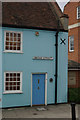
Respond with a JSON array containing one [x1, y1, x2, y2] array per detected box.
[[38, 86, 40, 90], [38, 79, 39, 84]]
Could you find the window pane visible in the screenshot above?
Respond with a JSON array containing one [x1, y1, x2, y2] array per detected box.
[[17, 78, 20, 81], [14, 47, 16, 50], [6, 73, 9, 77], [6, 42, 9, 45], [17, 86, 20, 90], [5, 46, 9, 50], [13, 82, 16, 85], [18, 38, 21, 42], [6, 37, 9, 41], [10, 82, 12, 85], [14, 42, 17, 46], [17, 82, 20, 85], [10, 37, 13, 41], [6, 87, 9, 90], [17, 73, 20, 77], [10, 46, 12, 50], [18, 33, 21, 37], [17, 47, 20, 50], [6, 82, 9, 86], [13, 86, 16, 90], [6, 78, 9, 81], [6, 33, 9, 36], [14, 73, 16, 77], [10, 87, 12, 90], [17, 42, 20, 46], [69, 36, 74, 51], [13, 78, 16, 81], [14, 37, 17, 41]]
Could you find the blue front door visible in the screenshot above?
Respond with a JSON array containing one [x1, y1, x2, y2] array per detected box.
[[32, 74, 45, 105]]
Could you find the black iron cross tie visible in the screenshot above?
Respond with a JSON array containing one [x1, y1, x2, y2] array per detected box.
[[60, 38, 66, 45]]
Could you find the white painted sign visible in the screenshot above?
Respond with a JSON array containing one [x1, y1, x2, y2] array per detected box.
[[33, 57, 53, 60]]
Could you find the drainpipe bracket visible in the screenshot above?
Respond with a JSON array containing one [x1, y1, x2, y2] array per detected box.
[[55, 44, 58, 46]]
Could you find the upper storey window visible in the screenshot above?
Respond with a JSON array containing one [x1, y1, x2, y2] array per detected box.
[[4, 31, 22, 53], [69, 36, 74, 52], [77, 6, 80, 19]]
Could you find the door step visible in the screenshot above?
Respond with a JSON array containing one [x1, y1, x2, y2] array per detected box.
[[36, 107, 47, 111]]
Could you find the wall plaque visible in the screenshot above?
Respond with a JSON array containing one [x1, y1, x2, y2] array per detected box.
[[33, 57, 53, 60]]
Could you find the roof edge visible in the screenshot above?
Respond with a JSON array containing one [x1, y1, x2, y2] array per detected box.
[[60, 14, 69, 18], [68, 67, 80, 70], [68, 68, 80, 70], [2, 24, 68, 32], [64, 1, 70, 8]]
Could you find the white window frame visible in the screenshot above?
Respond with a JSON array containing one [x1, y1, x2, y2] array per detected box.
[[69, 36, 74, 52], [3, 72, 22, 94], [77, 6, 80, 19], [4, 31, 23, 53]]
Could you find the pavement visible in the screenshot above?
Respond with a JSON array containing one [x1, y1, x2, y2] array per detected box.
[[0, 109, 2, 120], [2, 104, 79, 119]]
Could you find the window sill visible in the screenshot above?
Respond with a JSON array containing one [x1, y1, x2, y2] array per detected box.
[[77, 17, 80, 20], [69, 50, 74, 52], [3, 91, 23, 94], [3, 51, 24, 54]]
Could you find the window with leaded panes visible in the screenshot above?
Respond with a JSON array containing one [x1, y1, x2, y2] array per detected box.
[[4, 72, 22, 93], [4, 31, 22, 52]]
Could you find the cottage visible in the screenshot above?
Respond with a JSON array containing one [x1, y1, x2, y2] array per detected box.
[[0, 2, 68, 108]]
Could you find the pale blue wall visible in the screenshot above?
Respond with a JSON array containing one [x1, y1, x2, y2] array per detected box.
[[0, 27, 2, 108], [2, 27, 68, 108], [57, 32, 68, 103]]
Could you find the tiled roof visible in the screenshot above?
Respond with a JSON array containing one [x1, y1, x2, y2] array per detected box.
[[2, 2, 65, 30], [68, 60, 80, 69]]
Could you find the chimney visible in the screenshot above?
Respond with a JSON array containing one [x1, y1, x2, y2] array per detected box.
[[60, 14, 69, 31], [49, 1, 69, 31]]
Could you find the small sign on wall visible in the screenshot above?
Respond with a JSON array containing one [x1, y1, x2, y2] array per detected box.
[[33, 57, 53, 60]]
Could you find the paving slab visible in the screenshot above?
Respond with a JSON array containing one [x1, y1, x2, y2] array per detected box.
[[0, 109, 2, 120], [2, 104, 79, 119]]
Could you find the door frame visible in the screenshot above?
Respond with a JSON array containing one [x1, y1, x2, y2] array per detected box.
[[31, 72, 47, 107]]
